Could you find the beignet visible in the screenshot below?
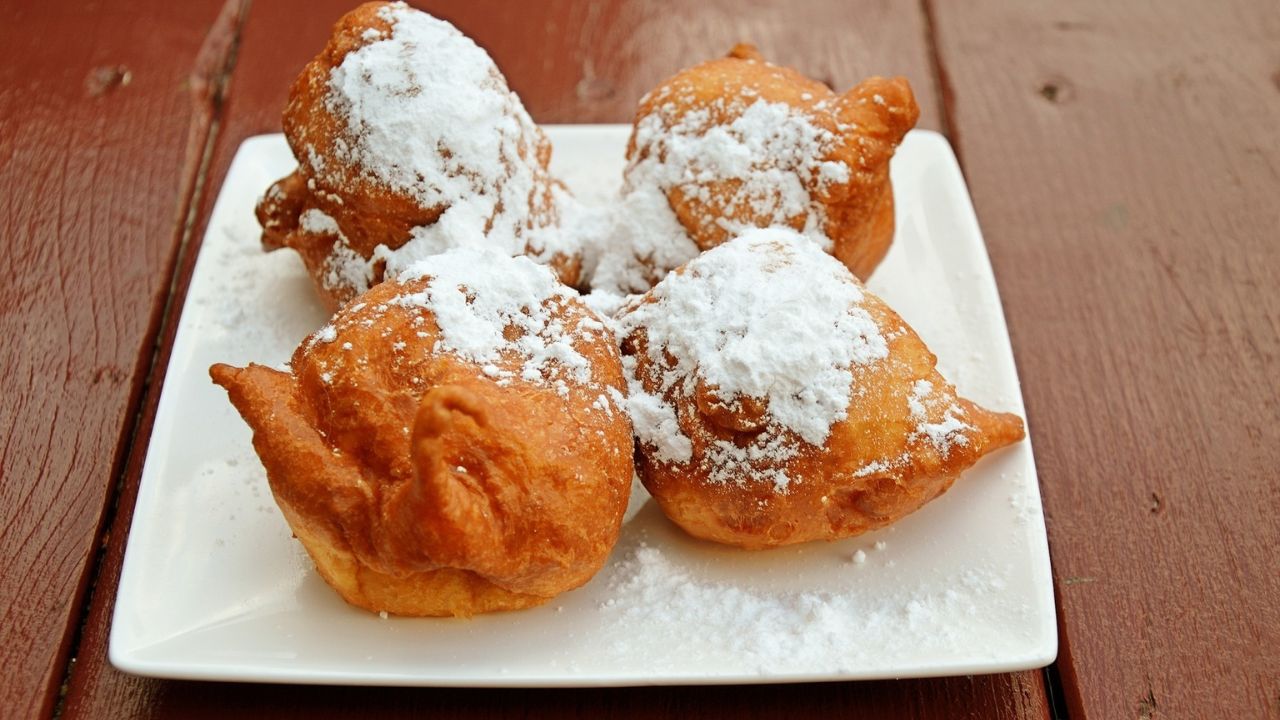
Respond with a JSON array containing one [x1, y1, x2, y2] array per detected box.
[[211, 246, 632, 615], [617, 228, 1024, 549], [591, 44, 918, 295], [257, 1, 580, 309]]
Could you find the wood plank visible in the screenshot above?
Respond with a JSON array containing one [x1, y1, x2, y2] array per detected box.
[[65, 673, 1049, 720], [927, 0, 1280, 717], [132, 0, 945, 132], [0, 1, 239, 717], [62, 1, 1044, 718]]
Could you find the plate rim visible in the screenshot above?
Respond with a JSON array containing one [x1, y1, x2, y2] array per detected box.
[[109, 125, 1057, 685]]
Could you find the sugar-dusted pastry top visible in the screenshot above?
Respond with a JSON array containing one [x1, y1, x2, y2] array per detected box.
[[586, 44, 918, 296], [259, 1, 579, 308], [211, 246, 631, 613], [620, 228, 888, 482], [618, 228, 1024, 548]]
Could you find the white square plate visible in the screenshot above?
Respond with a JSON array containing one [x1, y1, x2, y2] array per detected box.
[[111, 126, 1056, 686]]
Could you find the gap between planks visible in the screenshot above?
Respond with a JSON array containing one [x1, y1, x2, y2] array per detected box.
[[918, 0, 956, 149], [48, 1, 251, 717], [921, 0, 1058, 715]]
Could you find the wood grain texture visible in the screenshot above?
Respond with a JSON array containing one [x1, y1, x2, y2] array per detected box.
[[0, 1, 239, 717], [59, 1, 1047, 718], [445, 0, 946, 130], [928, 0, 1280, 717], [66, 674, 1048, 720], [146, 0, 944, 132]]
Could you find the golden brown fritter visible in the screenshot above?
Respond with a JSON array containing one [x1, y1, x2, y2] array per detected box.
[[625, 44, 919, 282], [618, 229, 1023, 549], [258, 1, 579, 310], [211, 248, 631, 615]]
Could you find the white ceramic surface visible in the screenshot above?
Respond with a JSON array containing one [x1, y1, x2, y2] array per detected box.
[[110, 126, 1056, 686]]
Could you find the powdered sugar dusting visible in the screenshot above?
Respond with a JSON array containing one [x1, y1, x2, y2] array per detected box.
[[299, 208, 340, 236], [578, 184, 700, 295], [580, 93, 851, 296], [323, 3, 535, 232], [621, 356, 692, 464], [305, 246, 600, 394], [307, 2, 577, 296], [908, 378, 972, 455], [619, 228, 888, 484], [578, 92, 849, 294], [633, 99, 846, 248], [391, 246, 591, 386], [843, 377, 977, 482], [598, 543, 1012, 672]]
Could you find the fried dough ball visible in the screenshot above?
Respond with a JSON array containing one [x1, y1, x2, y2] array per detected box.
[[603, 44, 918, 292], [210, 246, 631, 616], [257, 2, 580, 310], [617, 228, 1023, 549]]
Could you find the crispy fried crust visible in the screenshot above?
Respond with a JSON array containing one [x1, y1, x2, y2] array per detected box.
[[210, 276, 632, 615], [621, 266, 1024, 550], [627, 43, 919, 281], [257, 2, 578, 310]]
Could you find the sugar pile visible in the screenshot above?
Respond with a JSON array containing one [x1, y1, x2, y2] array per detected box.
[[306, 2, 576, 297], [578, 184, 698, 296], [581, 91, 850, 296], [618, 228, 888, 489], [392, 247, 592, 387], [631, 98, 847, 247], [307, 245, 609, 398], [292, 4, 867, 306]]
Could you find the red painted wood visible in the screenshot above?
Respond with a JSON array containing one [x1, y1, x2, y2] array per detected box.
[[928, 0, 1280, 716], [0, 1, 237, 717], [65, 674, 1049, 720], [57, 1, 1047, 718]]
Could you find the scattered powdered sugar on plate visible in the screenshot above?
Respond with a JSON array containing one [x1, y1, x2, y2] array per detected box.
[[619, 228, 888, 485], [597, 542, 1013, 673], [190, 222, 329, 359]]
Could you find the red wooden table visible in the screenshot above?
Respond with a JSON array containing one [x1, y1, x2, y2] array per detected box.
[[3, 1, 1277, 718]]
